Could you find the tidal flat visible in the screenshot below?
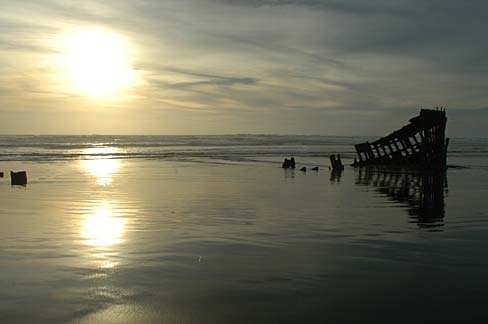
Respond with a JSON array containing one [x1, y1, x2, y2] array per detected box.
[[1, 136, 488, 323]]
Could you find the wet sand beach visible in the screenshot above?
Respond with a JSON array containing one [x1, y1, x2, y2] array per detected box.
[[1, 136, 488, 323]]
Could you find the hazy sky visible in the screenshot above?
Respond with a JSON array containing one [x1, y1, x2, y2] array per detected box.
[[0, 0, 487, 136]]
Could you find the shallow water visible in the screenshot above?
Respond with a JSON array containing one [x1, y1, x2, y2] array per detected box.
[[1, 136, 488, 323]]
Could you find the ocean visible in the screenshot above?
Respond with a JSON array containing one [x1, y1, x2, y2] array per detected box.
[[1, 135, 488, 323], [0, 135, 363, 163]]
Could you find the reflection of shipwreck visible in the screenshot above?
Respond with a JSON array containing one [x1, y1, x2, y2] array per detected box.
[[352, 108, 449, 170], [356, 168, 446, 229]]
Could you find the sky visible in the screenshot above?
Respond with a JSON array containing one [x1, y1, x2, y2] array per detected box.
[[0, 0, 487, 136]]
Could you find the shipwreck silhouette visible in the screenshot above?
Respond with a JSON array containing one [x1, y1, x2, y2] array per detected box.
[[352, 108, 449, 170]]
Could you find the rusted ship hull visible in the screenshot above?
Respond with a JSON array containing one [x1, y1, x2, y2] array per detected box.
[[352, 108, 449, 170]]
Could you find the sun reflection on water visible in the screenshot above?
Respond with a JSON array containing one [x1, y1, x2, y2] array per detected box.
[[82, 200, 126, 247], [81, 147, 122, 186]]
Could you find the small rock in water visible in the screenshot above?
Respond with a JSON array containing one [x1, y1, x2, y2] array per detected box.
[[312, 166, 319, 171], [290, 157, 296, 169], [329, 154, 345, 171], [282, 158, 289, 168], [10, 171, 27, 186], [282, 157, 296, 169], [300, 167, 307, 172]]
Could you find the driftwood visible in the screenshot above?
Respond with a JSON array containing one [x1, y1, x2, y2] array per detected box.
[[352, 108, 449, 170]]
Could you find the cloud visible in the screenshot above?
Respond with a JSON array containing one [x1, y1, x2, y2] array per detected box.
[[209, 0, 487, 73], [0, 0, 487, 134], [166, 77, 257, 89], [139, 65, 259, 90], [216, 0, 408, 15]]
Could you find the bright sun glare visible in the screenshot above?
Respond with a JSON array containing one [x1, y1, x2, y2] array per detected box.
[[81, 147, 122, 186], [63, 28, 135, 97], [82, 201, 126, 247]]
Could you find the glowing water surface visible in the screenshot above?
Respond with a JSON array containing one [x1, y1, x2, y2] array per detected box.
[[1, 137, 488, 323]]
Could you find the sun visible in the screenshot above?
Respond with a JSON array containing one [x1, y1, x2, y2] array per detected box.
[[63, 28, 135, 98]]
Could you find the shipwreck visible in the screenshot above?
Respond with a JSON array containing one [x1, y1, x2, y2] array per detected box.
[[352, 108, 449, 170]]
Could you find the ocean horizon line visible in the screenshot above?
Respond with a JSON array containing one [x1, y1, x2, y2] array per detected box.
[[0, 134, 487, 141]]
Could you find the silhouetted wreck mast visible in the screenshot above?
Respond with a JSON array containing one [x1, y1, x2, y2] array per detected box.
[[352, 108, 449, 170]]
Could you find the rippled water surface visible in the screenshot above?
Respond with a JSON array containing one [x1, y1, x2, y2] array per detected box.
[[1, 136, 488, 323]]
